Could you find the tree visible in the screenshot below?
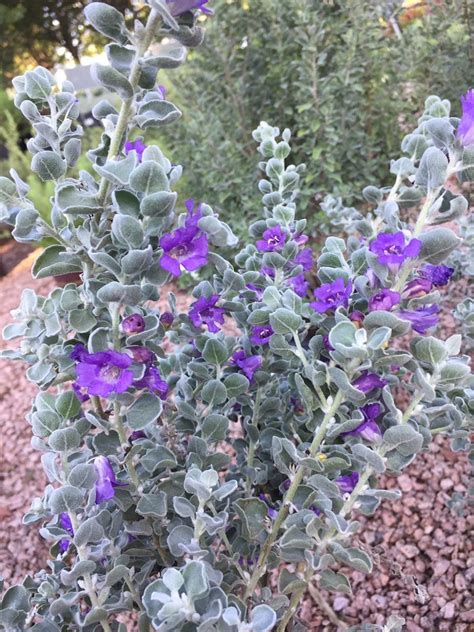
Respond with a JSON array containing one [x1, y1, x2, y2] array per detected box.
[[0, 0, 134, 85]]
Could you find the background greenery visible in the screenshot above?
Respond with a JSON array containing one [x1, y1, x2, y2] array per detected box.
[[162, 0, 473, 235], [0, 0, 472, 237]]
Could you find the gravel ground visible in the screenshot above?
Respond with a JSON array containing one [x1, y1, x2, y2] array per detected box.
[[0, 253, 471, 631]]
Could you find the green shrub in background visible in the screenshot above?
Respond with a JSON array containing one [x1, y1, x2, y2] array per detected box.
[[163, 0, 472, 236], [0, 92, 173, 230]]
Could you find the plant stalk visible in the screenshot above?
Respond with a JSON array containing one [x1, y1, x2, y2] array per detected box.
[[244, 391, 344, 600], [392, 187, 442, 293], [97, 8, 161, 205], [69, 513, 113, 632]]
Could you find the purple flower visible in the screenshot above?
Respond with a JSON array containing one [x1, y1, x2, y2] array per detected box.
[[310, 278, 352, 313], [166, 0, 211, 16], [127, 346, 156, 364], [288, 273, 309, 297], [457, 89, 474, 147], [250, 325, 274, 345], [134, 366, 168, 400], [189, 295, 225, 333], [419, 264, 454, 287], [245, 283, 265, 299], [232, 350, 262, 381], [369, 232, 422, 265], [121, 314, 146, 335], [403, 278, 433, 299], [341, 403, 382, 443], [256, 226, 287, 252], [71, 345, 134, 398], [160, 311, 174, 328], [352, 371, 387, 393], [130, 430, 146, 442], [159, 200, 209, 277], [262, 266, 276, 278], [294, 248, 313, 271], [294, 233, 309, 246], [336, 472, 360, 494], [258, 493, 278, 520], [289, 396, 305, 415], [58, 512, 74, 553], [368, 289, 401, 312], [125, 139, 146, 162], [72, 382, 89, 403], [349, 310, 365, 326], [398, 305, 440, 334], [156, 84, 167, 99], [93, 456, 123, 504], [322, 335, 334, 352], [366, 268, 381, 289]]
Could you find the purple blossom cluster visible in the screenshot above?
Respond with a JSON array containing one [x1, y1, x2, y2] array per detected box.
[[94, 456, 124, 504], [160, 199, 209, 277], [71, 345, 134, 398], [189, 295, 225, 333], [252, 225, 314, 298], [369, 231, 421, 265], [352, 371, 386, 393], [121, 314, 146, 335], [341, 403, 382, 443], [124, 139, 146, 163], [231, 350, 262, 381], [166, 0, 211, 17], [337, 471, 360, 494], [71, 343, 168, 400], [250, 325, 274, 345], [457, 89, 474, 147], [310, 278, 352, 313], [256, 226, 287, 252]]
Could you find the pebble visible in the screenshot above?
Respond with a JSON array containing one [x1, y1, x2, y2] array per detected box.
[[332, 596, 349, 612], [433, 559, 451, 577], [441, 601, 456, 619], [400, 544, 419, 559]]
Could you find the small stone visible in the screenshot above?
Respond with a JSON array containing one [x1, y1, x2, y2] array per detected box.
[[415, 559, 426, 573], [455, 573, 466, 590], [400, 544, 419, 559], [332, 597, 349, 612], [433, 559, 450, 577], [398, 474, 412, 492], [441, 601, 455, 619], [440, 478, 454, 490], [371, 595, 387, 608], [379, 573, 390, 587]]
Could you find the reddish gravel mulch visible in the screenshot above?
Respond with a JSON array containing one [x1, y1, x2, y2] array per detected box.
[[0, 253, 471, 631]]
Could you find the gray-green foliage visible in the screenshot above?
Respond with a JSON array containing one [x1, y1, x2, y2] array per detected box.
[[162, 0, 471, 235], [0, 2, 472, 631]]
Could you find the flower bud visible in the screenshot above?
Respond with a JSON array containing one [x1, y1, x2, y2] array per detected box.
[[121, 314, 146, 334], [160, 311, 174, 328]]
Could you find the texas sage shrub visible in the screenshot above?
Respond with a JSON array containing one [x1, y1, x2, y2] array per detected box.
[[0, 2, 472, 631]]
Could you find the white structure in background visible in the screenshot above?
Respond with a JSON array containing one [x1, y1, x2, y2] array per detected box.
[[54, 42, 169, 125], [55, 51, 110, 125]]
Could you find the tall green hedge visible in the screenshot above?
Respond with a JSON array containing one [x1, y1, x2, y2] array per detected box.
[[163, 0, 472, 234]]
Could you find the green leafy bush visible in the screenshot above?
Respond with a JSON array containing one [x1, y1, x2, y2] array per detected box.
[[163, 0, 471, 235]]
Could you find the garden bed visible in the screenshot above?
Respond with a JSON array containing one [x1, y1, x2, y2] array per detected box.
[[0, 255, 471, 631]]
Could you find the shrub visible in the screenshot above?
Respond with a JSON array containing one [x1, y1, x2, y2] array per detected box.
[[0, 2, 472, 631], [162, 0, 472, 235]]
